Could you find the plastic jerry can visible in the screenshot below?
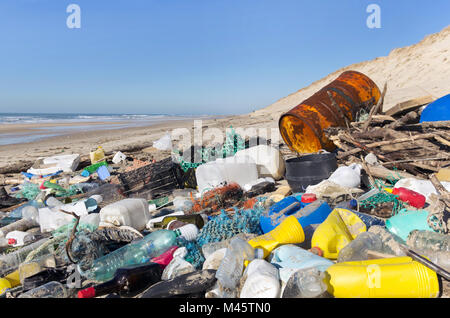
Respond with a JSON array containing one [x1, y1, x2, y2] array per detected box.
[[324, 257, 440, 298], [234, 145, 286, 180], [248, 215, 305, 260], [311, 208, 366, 259], [99, 198, 151, 231], [0, 270, 21, 295], [90, 146, 106, 165]]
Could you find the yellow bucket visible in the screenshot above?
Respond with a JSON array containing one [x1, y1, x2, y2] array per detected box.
[[311, 208, 366, 259], [325, 257, 440, 298], [248, 215, 305, 259]]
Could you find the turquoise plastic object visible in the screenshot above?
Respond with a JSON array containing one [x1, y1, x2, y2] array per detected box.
[[386, 209, 434, 241], [270, 244, 333, 283], [420, 94, 450, 123]]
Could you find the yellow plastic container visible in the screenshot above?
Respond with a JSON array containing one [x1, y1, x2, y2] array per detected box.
[[311, 208, 366, 259], [248, 215, 305, 259], [324, 257, 440, 298], [0, 270, 21, 294], [90, 146, 106, 164]]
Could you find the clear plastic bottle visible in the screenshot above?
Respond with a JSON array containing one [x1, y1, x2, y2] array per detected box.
[[0, 238, 50, 277], [18, 281, 68, 298], [79, 227, 194, 282], [407, 230, 450, 253], [215, 237, 263, 290], [201, 233, 257, 259], [337, 232, 383, 262], [282, 267, 328, 298], [0, 212, 39, 238]]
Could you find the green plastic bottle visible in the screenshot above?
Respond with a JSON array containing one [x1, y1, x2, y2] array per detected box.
[[78, 227, 196, 282]]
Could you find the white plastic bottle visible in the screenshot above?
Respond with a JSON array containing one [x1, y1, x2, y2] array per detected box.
[[240, 259, 281, 298], [5, 231, 32, 247], [99, 198, 151, 231]]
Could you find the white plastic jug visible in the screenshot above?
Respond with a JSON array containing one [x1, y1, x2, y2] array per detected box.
[[99, 198, 150, 231], [234, 145, 285, 180], [195, 154, 258, 194], [38, 208, 76, 233], [240, 259, 281, 298]]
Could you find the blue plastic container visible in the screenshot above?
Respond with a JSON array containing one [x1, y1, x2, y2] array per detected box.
[[420, 94, 450, 123], [260, 197, 332, 233]]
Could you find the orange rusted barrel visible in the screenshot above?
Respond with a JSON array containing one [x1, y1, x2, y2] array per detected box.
[[279, 71, 381, 154]]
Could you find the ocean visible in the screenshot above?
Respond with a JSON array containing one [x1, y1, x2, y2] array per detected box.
[[0, 113, 202, 146]]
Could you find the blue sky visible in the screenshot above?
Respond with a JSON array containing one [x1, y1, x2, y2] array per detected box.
[[0, 0, 449, 115]]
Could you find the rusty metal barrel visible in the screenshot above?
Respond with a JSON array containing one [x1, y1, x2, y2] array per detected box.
[[279, 71, 381, 154]]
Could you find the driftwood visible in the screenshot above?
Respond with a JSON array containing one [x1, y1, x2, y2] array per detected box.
[[324, 105, 450, 181]]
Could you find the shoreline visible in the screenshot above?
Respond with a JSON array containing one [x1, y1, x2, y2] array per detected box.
[[0, 114, 279, 173]]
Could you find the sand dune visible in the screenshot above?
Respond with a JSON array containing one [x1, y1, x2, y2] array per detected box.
[[250, 25, 450, 123]]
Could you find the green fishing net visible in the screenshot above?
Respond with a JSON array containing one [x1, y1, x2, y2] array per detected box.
[[172, 126, 246, 172], [358, 168, 406, 216]]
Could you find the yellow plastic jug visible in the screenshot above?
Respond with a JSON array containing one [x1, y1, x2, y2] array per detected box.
[[311, 208, 366, 259], [324, 257, 440, 298], [90, 146, 106, 164], [0, 270, 21, 294], [248, 215, 305, 259]]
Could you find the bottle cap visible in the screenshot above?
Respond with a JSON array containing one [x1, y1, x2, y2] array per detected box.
[[301, 193, 317, 203], [7, 238, 16, 245], [349, 199, 358, 209], [175, 224, 199, 241], [77, 287, 96, 298]]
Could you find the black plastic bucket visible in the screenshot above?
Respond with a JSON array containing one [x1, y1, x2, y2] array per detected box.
[[285, 153, 337, 192]]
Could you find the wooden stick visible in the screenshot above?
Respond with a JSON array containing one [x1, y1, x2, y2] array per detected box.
[[362, 82, 387, 132]]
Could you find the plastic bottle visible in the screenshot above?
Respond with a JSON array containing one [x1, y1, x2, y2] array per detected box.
[[99, 198, 151, 231], [18, 254, 56, 284], [407, 230, 450, 252], [310, 208, 366, 259], [0, 270, 21, 295], [46, 196, 63, 208], [78, 262, 163, 298], [79, 227, 196, 282], [270, 244, 333, 285], [282, 267, 328, 298], [5, 231, 32, 247], [385, 187, 426, 209], [146, 211, 185, 230], [0, 237, 16, 249], [0, 238, 49, 277], [239, 259, 281, 298], [200, 233, 257, 259], [215, 237, 262, 290], [248, 215, 305, 259], [18, 281, 68, 298], [337, 232, 384, 262], [151, 213, 207, 231], [0, 213, 39, 238], [324, 257, 440, 298]]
